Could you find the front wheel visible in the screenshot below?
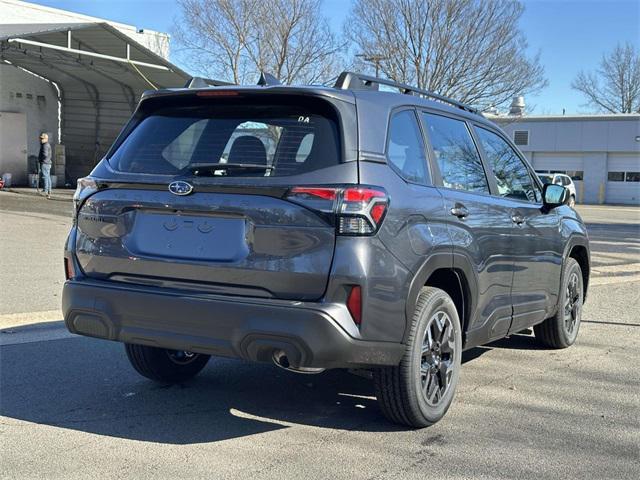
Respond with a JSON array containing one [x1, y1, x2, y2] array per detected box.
[[373, 287, 462, 428], [534, 257, 583, 348], [125, 343, 210, 383], [568, 195, 576, 208]]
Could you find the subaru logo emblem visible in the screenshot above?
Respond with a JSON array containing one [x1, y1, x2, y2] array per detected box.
[[168, 181, 193, 196]]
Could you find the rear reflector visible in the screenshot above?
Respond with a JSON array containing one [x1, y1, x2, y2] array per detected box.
[[285, 185, 388, 236], [64, 257, 75, 280], [347, 286, 362, 325]]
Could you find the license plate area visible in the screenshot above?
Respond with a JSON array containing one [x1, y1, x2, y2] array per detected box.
[[125, 210, 248, 262]]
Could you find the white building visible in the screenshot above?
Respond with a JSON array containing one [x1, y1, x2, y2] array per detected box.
[[0, 0, 188, 185], [494, 112, 640, 205]]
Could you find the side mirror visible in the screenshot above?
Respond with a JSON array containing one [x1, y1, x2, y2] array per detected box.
[[543, 183, 569, 209]]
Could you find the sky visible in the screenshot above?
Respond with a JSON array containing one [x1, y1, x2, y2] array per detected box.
[[31, 0, 640, 114]]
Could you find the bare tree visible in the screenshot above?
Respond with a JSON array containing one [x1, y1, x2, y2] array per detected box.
[[345, 0, 547, 110], [175, 0, 344, 85], [572, 43, 640, 113]]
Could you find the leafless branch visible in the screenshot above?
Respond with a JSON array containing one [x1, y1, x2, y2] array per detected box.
[[572, 43, 640, 113], [175, 0, 345, 85], [345, 0, 547, 111]]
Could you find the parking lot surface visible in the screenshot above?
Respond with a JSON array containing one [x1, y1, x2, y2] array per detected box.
[[1, 193, 639, 479]]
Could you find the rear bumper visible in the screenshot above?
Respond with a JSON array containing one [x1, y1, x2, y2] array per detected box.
[[62, 279, 404, 369]]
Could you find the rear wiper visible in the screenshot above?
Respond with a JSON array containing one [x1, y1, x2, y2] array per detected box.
[[189, 163, 273, 171]]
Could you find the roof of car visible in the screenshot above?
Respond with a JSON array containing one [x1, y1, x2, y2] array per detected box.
[[141, 83, 491, 126]]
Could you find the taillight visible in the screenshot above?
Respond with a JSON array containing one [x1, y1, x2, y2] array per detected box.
[[346, 285, 362, 325], [286, 185, 388, 236], [73, 176, 98, 218]]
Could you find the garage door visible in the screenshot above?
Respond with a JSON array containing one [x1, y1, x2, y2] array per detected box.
[[532, 153, 584, 173], [532, 153, 584, 201], [606, 154, 640, 205]]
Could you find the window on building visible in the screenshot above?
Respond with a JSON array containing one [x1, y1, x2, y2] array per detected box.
[[608, 172, 625, 182], [387, 110, 429, 184], [566, 170, 584, 181], [422, 113, 489, 193], [513, 130, 529, 146], [625, 172, 640, 182], [475, 127, 541, 202]]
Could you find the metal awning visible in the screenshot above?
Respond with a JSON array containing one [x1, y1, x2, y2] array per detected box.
[[0, 22, 190, 180]]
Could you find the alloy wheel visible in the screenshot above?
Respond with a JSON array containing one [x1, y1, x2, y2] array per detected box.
[[166, 349, 199, 365], [420, 311, 456, 407], [564, 271, 581, 334]]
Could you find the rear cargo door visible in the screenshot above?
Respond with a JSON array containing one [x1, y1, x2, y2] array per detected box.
[[75, 93, 353, 300], [76, 188, 336, 300]]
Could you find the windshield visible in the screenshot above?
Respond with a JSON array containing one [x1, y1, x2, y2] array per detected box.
[[109, 100, 341, 177], [538, 174, 554, 184]]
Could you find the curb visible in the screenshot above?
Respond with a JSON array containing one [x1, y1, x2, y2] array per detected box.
[[2, 188, 73, 202]]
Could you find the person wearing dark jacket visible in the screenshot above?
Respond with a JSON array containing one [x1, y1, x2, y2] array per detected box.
[[38, 132, 52, 198]]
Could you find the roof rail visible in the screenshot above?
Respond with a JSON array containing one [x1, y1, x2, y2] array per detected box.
[[334, 71, 478, 114]]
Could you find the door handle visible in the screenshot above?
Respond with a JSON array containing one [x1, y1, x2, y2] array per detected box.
[[450, 204, 469, 219], [511, 214, 525, 225]]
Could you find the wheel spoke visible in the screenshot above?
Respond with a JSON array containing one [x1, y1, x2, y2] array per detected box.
[[426, 373, 439, 402], [432, 314, 444, 342], [439, 359, 453, 389], [440, 321, 455, 353], [422, 369, 432, 393]]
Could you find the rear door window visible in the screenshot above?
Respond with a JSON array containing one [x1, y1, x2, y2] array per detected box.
[[109, 99, 341, 177], [421, 112, 490, 193], [386, 110, 429, 184]]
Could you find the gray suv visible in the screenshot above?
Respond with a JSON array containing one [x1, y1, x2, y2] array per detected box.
[[62, 72, 590, 427]]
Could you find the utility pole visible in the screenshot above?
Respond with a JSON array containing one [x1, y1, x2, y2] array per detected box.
[[356, 53, 387, 77]]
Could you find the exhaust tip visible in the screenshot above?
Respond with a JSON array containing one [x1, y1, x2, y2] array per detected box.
[[272, 350, 290, 369], [272, 349, 324, 375]]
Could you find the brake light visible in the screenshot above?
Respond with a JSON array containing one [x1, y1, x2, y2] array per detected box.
[[347, 286, 362, 325], [339, 187, 388, 235], [289, 187, 338, 201], [285, 185, 388, 236], [196, 90, 240, 97]]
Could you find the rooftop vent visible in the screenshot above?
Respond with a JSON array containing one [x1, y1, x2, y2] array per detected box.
[[514, 130, 529, 146], [509, 96, 525, 116]]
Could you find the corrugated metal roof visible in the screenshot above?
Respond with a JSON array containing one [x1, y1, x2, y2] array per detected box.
[[0, 22, 100, 40], [0, 21, 190, 180]]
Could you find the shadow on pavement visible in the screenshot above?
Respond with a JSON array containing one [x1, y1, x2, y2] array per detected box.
[[1, 335, 409, 444], [0, 325, 539, 445]]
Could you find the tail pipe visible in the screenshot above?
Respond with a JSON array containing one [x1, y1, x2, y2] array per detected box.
[[271, 350, 325, 375]]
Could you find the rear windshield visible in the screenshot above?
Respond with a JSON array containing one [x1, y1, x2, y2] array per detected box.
[[109, 96, 341, 177]]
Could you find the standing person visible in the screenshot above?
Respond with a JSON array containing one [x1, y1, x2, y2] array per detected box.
[[38, 132, 52, 199]]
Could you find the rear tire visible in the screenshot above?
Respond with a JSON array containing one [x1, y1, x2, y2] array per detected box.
[[125, 343, 210, 383], [569, 195, 576, 208], [534, 257, 583, 349], [373, 287, 462, 428]]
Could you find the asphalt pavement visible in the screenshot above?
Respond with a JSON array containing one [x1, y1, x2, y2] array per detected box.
[[0, 190, 639, 479]]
